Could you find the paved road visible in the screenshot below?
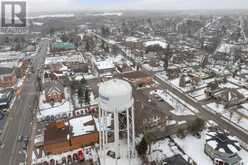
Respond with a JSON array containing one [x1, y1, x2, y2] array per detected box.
[[92, 32, 248, 144], [0, 39, 49, 165]]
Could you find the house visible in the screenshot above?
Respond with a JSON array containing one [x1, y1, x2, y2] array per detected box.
[[0, 67, 17, 88], [122, 71, 153, 87], [134, 90, 169, 135], [44, 115, 98, 155], [125, 36, 143, 50], [93, 55, 116, 76], [167, 65, 181, 80], [204, 130, 242, 165], [69, 63, 88, 73], [44, 81, 65, 103]]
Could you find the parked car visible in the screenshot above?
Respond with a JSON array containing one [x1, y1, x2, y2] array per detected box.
[[78, 150, 84, 161], [62, 157, 67, 164], [43, 161, 49, 165], [17, 135, 22, 142], [22, 141, 27, 150], [158, 98, 164, 102], [107, 150, 120, 159], [73, 153, 78, 162], [23, 136, 29, 143], [50, 159, 55, 165], [67, 155, 73, 164]]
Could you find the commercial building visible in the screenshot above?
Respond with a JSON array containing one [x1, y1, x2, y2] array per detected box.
[[44, 115, 98, 155]]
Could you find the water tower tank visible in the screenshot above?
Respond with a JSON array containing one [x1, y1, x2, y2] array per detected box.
[[99, 79, 133, 113]]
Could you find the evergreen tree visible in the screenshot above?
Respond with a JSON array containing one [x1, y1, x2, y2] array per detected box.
[[78, 88, 85, 107], [85, 88, 90, 105], [136, 136, 148, 157]]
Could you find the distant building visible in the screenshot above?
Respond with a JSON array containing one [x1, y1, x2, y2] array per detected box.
[[125, 36, 143, 50], [92, 55, 115, 76], [134, 90, 170, 135], [204, 130, 242, 165], [122, 70, 153, 87], [51, 42, 76, 52], [0, 67, 17, 88], [44, 115, 98, 155]]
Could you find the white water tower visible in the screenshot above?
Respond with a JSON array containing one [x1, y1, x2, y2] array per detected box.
[[98, 79, 135, 165]]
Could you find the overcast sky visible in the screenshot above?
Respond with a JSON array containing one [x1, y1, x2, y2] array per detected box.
[[27, 0, 248, 12]]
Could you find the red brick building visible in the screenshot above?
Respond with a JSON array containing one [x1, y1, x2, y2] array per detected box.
[[44, 115, 98, 155], [0, 67, 17, 88]]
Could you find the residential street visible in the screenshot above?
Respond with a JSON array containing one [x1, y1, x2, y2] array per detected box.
[[0, 39, 49, 165], [92, 33, 248, 145]]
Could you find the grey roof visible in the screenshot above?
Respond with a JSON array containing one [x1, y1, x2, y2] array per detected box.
[[0, 67, 14, 75], [44, 81, 64, 96], [206, 131, 241, 154], [163, 155, 191, 165]]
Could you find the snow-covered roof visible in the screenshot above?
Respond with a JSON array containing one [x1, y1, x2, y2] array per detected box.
[[125, 37, 139, 42], [45, 55, 84, 65], [205, 131, 241, 154], [93, 56, 115, 70], [217, 43, 234, 53], [69, 115, 96, 137], [37, 89, 73, 120], [144, 40, 168, 49]]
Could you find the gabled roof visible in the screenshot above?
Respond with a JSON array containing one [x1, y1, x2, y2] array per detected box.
[[44, 81, 64, 96]]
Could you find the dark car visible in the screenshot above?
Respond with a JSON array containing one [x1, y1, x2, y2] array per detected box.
[[67, 155, 73, 164], [23, 136, 29, 143], [50, 159, 55, 165], [62, 157, 67, 164], [107, 150, 120, 159], [73, 153, 78, 162], [22, 141, 27, 150], [43, 161, 49, 165]]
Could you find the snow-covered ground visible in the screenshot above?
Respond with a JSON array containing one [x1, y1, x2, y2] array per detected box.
[[206, 102, 248, 131], [222, 111, 248, 131], [87, 12, 123, 16], [30, 14, 75, 19], [150, 129, 248, 165], [32, 146, 94, 165], [72, 91, 97, 109], [144, 40, 168, 49], [99, 140, 141, 165], [174, 134, 213, 165], [37, 88, 73, 121], [207, 102, 225, 114], [142, 64, 164, 72], [150, 89, 198, 116]]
